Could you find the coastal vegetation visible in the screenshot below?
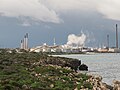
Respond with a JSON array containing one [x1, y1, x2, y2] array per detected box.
[[0, 49, 119, 90], [0, 49, 91, 90]]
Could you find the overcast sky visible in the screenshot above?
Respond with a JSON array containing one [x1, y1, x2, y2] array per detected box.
[[0, 0, 120, 48]]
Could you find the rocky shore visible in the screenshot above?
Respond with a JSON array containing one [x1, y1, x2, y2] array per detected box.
[[81, 74, 120, 90], [0, 49, 120, 90]]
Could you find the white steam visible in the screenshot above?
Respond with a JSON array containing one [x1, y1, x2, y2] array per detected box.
[[66, 33, 86, 47]]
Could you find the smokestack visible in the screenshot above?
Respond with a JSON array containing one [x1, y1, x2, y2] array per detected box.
[[25, 33, 28, 50], [24, 35, 26, 50], [107, 34, 109, 49], [20, 40, 23, 49], [116, 24, 118, 48], [20, 33, 29, 50]]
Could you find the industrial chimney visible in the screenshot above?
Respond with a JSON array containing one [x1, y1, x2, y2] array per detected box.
[[20, 40, 23, 49], [116, 24, 118, 48], [107, 34, 109, 49], [20, 33, 29, 50], [24, 35, 26, 50], [25, 33, 28, 50]]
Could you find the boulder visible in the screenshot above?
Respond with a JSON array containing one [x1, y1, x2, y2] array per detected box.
[[113, 80, 120, 90], [79, 64, 88, 71]]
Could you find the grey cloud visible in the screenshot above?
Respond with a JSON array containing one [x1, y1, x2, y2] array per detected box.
[[0, 0, 120, 25], [0, 0, 61, 24]]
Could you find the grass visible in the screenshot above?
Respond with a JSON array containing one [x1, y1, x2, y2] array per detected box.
[[0, 49, 92, 90]]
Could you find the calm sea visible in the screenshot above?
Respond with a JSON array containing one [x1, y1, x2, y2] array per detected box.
[[53, 53, 120, 85]]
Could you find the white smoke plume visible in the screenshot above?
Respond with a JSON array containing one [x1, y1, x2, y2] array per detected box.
[[66, 33, 86, 47]]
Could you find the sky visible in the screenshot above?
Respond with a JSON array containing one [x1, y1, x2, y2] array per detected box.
[[0, 0, 120, 48]]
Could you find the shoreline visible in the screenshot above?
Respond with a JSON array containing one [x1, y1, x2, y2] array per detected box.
[[0, 49, 120, 89], [52, 53, 120, 89]]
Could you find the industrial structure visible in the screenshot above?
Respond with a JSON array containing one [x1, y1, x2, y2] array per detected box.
[[20, 33, 29, 50], [19, 24, 120, 53], [107, 34, 109, 49], [98, 24, 120, 53], [30, 24, 120, 53], [116, 24, 119, 49]]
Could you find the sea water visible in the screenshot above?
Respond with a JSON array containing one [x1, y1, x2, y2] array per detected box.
[[53, 53, 120, 85]]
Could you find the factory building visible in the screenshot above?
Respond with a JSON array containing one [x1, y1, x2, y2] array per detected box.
[[30, 43, 62, 53], [30, 43, 89, 53]]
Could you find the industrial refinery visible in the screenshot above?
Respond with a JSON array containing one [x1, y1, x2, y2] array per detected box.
[[20, 24, 120, 53]]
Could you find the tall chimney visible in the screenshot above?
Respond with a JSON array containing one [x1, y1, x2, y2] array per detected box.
[[25, 33, 28, 50], [24, 35, 26, 50], [116, 24, 118, 48], [20, 40, 23, 49], [107, 34, 109, 49]]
